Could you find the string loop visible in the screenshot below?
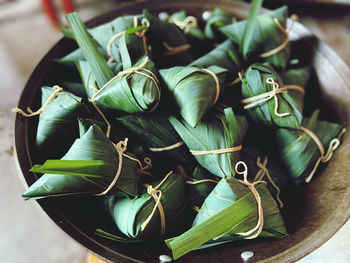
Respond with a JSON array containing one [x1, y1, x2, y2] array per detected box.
[[300, 127, 346, 183], [240, 77, 304, 118], [235, 161, 265, 239], [140, 170, 174, 236]]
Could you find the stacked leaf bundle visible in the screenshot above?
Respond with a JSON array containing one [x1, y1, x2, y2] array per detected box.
[[15, 0, 346, 260]]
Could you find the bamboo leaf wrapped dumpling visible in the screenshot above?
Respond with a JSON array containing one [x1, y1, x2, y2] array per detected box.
[[165, 162, 286, 259], [105, 169, 187, 240], [169, 108, 248, 178], [276, 110, 346, 185], [93, 56, 161, 114], [192, 175, 287, 248], [35, 86, 88, 158], [160, 65, 229, 127], [116, 113, 192, 165], [240, 64, 306, 129], [22, 125, 139, 199], [220, 6, 291, 69]]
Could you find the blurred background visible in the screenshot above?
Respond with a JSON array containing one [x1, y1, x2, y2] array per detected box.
[[0, 0, 350, 262]]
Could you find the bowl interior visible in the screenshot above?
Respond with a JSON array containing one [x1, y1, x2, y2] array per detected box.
[[14, 1, 350, 262]]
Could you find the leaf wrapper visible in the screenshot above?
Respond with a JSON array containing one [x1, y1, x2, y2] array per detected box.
[[169, 108, 248, 178], [276, 110, 345, 184], [105, 169, 187, 239], [93, 56, 161, 114], [23, 125, 139, 199], [165, 179, 286, 259], [160, 65, 229, 127], [220, 6, 290, 69], [36, 86, 87, 158]]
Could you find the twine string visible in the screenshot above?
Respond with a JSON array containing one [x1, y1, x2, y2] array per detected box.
[[12, 86, 63, 117], [235, 161, 266, 239], [259, 14, 298, 58], [185, 179, 219, 185], [161, 42, 192, 56], [190, 144, 242, 156], [95, 138, 153, 196], [254, 156, 283, 208], [240, 77, 305, 118], [300, 126, 346, 183], [140, 170, 174, 236], [149, 141, 184, 152], [201, 68, 221, 106], [169, 15, 198, 34]]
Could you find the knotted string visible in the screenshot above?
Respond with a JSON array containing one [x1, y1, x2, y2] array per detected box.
[[190, 144, 242, 156], [161, 42, 192, 56], [235, 161, 266, 239], [185, 178, 219, 185], [94, 138, 153, 196], [149, 141, 184, 152], [106, 17, 150, 63], [140, 170, 174, 236], [12, 86, 63, 117], [259, 14, 298, 58], [240, 77, 305, 117], [300, 126, 346, 183], [90, 56, 161, 138], [254, 156, 283, 208], [169, 15, 198, 34], [201, 68, 221, 106]]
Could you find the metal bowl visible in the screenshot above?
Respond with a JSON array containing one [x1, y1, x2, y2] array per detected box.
[[14, 0, 350, 262]]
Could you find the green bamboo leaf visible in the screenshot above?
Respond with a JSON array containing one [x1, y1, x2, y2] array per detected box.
[[241, 0, 263, 58], [30, 160, 105, 178], [160, 65, 229, 127], [169, 108, 248, 178], [66, 12, 114, 88], [220, 6, 289, 69], [189, 40, 241, 74], [23, 125, 139, 199]]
